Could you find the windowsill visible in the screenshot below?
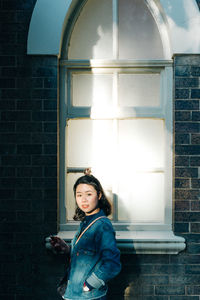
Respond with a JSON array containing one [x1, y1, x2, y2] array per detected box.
[[45, 230, 185, 254]]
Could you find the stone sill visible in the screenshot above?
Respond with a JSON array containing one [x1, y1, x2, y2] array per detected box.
[[45, 230, 185, 254]]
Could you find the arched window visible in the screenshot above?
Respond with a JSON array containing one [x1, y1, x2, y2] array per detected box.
[[58, 0, 185, 253]]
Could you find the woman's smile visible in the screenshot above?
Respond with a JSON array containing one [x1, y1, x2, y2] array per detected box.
[[82, 204, 89, 209]]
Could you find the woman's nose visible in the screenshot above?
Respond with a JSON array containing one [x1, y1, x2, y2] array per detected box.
[[82, 195, 87, 202]]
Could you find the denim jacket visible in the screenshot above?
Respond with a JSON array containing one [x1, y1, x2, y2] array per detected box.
[[63, 210, 121, 300]]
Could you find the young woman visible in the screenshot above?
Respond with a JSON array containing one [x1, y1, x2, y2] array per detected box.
[[50, 172, 121, 300]]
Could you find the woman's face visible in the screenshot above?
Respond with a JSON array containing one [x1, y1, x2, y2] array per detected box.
[[75, 184, 101, 215]]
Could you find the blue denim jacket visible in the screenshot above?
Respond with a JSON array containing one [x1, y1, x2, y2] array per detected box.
[[63, 210, 121, 300]]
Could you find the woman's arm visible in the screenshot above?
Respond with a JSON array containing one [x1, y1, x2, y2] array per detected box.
[[86, 222, 121, 289]]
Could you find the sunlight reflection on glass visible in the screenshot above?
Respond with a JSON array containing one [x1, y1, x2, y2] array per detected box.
[[118, 172, 164, 222], [118, 119, 165, 171], [119, 74, 160, 107], [90, 73, 113, 118], [68, 0, 113, 59]]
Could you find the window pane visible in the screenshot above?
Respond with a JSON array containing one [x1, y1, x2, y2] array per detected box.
[[68, 0, 113, 59], [72, 73, 113, 107], [66, 119, 92, 168], [66, 119, 114, 170], [117, 119, 165, 222], [66, 119, 115, 221], [118, 172, 164, 222], [118, 73, 160, 107], [118, 119, 165, 171], [118, 0, 164, 59]]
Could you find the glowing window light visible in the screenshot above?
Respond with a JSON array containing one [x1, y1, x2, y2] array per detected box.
[[72, 73, 113, 108], [118, 172, 165, 222], [65, 0, 169, 223], [68, 0, 113, 59]]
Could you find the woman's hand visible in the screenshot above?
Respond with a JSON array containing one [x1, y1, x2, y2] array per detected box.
[[50, 236, 70, 254]]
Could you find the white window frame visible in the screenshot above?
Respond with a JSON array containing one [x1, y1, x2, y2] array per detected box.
[[57, 59, 185, 254], [53, 0, 186, 254]]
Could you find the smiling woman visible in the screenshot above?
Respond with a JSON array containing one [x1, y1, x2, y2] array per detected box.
[[73, 174, 112, 221], [50, 173, 121, 300], [75, 184, 100, 216]]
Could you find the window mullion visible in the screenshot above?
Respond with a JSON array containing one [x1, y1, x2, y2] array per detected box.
[[113, 0, 118, 59], [112, 70, 119, 221]]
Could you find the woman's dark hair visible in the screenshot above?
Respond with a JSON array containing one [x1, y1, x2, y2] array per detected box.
[[73, 174, 112, 221]]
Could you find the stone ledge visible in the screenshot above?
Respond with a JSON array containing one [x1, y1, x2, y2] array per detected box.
[[116, 231, 186, 254], [45, 230, 185, 255]]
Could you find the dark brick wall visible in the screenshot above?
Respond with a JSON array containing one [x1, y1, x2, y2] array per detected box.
[[0, 1, 199, 300], [0, 1, 59, 299], [174, 55, 200, 236]]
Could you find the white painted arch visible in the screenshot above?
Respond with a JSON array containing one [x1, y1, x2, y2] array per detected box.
[[27, 0, 200, 57]]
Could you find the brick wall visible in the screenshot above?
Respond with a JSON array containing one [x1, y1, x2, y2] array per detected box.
[[0, 1, 200, 300], [174, 54, 200, 239], [0, 1, 59, 299]]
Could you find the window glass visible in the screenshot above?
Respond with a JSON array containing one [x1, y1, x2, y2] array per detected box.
[[118, 73, 160, 107], [118, 119, 165, 170], [118, 172, 164, 222], [66, 119, 115, 221], [66, 119, 114, 170], [117, 119, 165, 222], [66, 118, 165, 222], [72, 73, 113, 107], [68, 0, 113, 59], [61, 0, 172, 227], [118, 0, 164, 59]]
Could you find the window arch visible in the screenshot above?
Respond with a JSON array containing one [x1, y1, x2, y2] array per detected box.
[[61, 0, 171, 60], [58, 0, 185, 253], [27, 0, 200, 56]]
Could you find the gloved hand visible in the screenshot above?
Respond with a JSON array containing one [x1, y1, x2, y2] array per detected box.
[[50, 236, 70, 254]]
